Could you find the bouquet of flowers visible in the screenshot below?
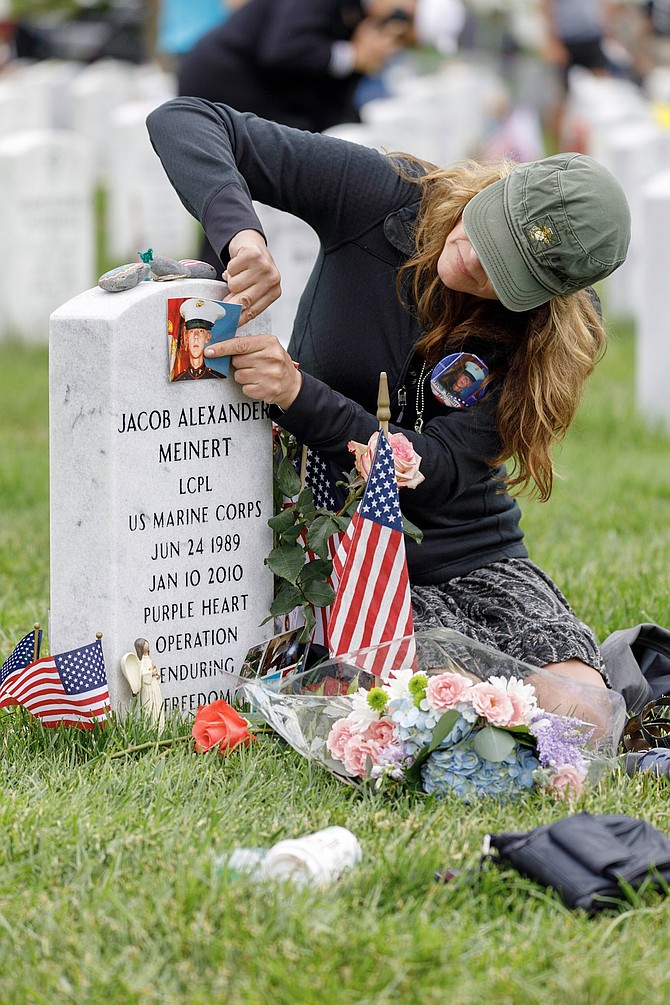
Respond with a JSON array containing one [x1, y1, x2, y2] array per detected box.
[[237, 628, 626, 802]]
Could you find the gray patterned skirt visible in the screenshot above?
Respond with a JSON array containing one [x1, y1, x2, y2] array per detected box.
[[411, 558, 605, 678]]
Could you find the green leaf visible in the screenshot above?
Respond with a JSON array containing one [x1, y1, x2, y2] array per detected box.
[[268, 506, 299, 532], [401, 514, 424, 544], [296, 487, 317, 521], [269, 580, 303, 616], [405, 709, 460, 783], [266, 543, 305, 584], [276, 457, 301, 498], [298, 560, 335, 607], [428, 709, 461, 752], [301, 607, 316, 640], [306, 514, 342, 559], [278, 524, 304, 545], [472, 725, 516, 763]]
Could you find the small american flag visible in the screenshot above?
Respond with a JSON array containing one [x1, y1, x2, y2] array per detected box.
[[303, 447, 342, 512], [0, 637, 112, 729], [1, 628, 42, 680], [303, 447, 346, 646], [327, 430, 415, 675]]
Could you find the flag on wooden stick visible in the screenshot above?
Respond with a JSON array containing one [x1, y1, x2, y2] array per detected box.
[[0, 637, 111, 729], [327, 430, 415, 675], [0, 627, 42, 680], [302, 446, 346, 647]]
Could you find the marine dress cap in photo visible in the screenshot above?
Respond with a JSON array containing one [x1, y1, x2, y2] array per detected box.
[[180, 298, 227, 330], [462, 152, 631, 312]]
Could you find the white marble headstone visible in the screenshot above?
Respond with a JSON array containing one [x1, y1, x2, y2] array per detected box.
[[106, 99, 196, 263], [0, 129, 95, 342], [253, 203, 320, 349], [70, 58, 135, 180], [49, 279, 274, 715], [637, 171, 670, 431], [0, 72, 51, 140]]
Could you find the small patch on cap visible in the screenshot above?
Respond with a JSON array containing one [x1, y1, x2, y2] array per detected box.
[[525, 216, 561, 255]]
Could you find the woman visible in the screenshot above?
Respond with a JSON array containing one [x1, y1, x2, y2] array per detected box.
[[146, 98, 630, 709]]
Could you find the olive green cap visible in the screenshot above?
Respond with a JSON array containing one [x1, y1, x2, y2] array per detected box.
[[462, 152, 631, 312]]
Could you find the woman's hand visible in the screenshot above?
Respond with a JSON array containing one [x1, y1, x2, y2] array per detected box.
[[205, 334, 302, 411], [223, 229, 282, 327]]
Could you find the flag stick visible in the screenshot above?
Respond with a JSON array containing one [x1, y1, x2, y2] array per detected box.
[[32, 623, 40, 661], [377, 371, 390, 438], [300, 444, 308, 490]]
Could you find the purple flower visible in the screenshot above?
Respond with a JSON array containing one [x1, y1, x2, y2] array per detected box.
[[529, 711, 592, 771]]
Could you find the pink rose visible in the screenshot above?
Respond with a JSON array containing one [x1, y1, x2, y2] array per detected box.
[[469, 682, 516, 727], [326, 718, 356, 761], [388, 431, 425, 489], [341, 734, 380, 777], [426, 672, 473, 711], [506, 692, 533, 727], [348, 438, 375, 480], [364, 716, 396, 746], [348, 431, 424, 489], [192, 699, 254, 754], [548, 764, 587, 800]]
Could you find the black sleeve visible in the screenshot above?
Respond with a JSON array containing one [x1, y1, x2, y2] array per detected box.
[[254, 0, 357, 74], [274, 372, 503, 511], [146, 97, 415, 263]]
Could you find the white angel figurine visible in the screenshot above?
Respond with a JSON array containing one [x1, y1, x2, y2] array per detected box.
[[120, 638, 165, 731]]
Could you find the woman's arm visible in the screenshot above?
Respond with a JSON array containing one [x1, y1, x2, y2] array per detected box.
[[146, 98, 415, 262]]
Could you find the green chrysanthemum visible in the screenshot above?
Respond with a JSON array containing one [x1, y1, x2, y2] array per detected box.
[[367, 687, 389, 712], [409, 672, 428, 707]]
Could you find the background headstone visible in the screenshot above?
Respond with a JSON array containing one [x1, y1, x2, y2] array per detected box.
[[0, 129, 96, 342], [254, 203, 320, 348], [106, 98, 197, 262], [49, 278, 274, 715], [637, 171, 670, 431]]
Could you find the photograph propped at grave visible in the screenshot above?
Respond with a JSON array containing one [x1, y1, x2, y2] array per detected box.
[[168, 297, 241, 382]]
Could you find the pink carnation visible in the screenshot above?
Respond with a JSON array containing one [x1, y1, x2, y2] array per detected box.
[[469, 681, 516, 727], [506, 691, 534, 727], [364, 716, 396, 746], [326, 719, 356, 761], [341, 734, 380, 777], [348, 431, 424, 489], [548, 763, 587, 800], [426, 672, 473, 711]]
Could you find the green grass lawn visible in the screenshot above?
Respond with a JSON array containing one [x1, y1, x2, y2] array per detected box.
[[1, 325, 670, 1005]]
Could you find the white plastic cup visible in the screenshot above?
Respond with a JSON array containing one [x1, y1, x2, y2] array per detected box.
[[261, 826, 362, 886]]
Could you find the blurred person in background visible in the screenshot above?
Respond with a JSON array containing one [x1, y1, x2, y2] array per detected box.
[[177, 0, 417, 270], [539, 0, 621, 150], [157, 0, 249, 64], [177, 0, 417, 133]]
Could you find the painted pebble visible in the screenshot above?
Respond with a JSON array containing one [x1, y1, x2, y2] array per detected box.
[[180, 259, 218, 280], [98, 262, 150, 292], [149, 255, 190, 280]]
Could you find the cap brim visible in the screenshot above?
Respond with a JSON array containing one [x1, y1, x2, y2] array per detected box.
[[462, 177, 550, 313]]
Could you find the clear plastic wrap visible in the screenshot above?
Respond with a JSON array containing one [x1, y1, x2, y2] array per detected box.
[[237, 629, 626, 801]]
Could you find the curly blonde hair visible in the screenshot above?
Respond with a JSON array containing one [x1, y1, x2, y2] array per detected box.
[[394, 156, 606, 501]]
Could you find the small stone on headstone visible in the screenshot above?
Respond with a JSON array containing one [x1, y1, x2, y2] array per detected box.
[[98, 262, 151, 292], [180, 259, 219, 280]]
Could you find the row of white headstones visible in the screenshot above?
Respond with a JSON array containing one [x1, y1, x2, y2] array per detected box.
[[20, 51, 668, 715], [0, 53, 509, 347]]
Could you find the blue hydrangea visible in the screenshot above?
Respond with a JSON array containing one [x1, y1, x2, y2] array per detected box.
[[387, 692, 442, 755], [421, 736, 539, 802]]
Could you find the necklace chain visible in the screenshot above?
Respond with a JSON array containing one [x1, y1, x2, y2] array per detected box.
[[415, 360, 427, 433]]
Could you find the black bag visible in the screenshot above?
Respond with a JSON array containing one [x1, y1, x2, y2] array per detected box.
[[488, 812, 670, 913], [600, 622, 670, 714]]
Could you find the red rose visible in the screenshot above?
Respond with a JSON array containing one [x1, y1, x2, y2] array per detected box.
[[192, 699, 254, 753]]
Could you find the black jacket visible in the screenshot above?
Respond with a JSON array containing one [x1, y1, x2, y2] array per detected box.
[[177, 0, 365, 133], [146, 98, 528, 583]]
